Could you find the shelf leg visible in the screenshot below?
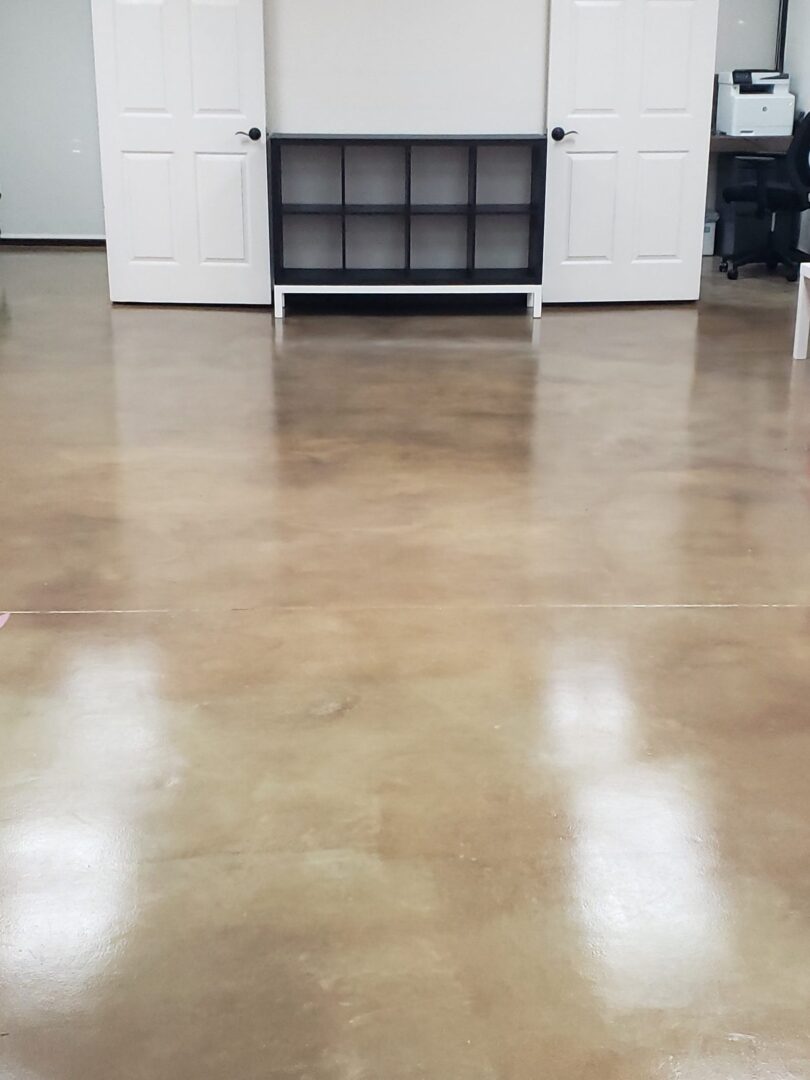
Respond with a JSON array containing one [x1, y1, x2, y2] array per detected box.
[[273, 286, 285, 319], [794, 273, 809, 360], [531, 288, 542, 319]]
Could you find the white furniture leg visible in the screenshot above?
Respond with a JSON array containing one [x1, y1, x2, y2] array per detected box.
[[794, 266, 810, 360], [273, 285, 285, 319], [531, 287, 542, 319]]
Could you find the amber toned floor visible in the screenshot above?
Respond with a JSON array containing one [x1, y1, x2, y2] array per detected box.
[[2, 248, 810, 1079]]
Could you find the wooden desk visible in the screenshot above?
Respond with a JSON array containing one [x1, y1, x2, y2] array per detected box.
[[710, 134, 793, 155]]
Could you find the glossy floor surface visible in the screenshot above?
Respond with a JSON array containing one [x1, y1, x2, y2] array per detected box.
[[2, 248, 810, 1079]]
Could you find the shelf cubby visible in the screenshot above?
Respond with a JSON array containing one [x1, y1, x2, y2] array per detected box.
[[282, 214, 343, 270], [280, 144, 342, 206], [476, 214, 531, 270], [346, 215, 406, 270], [411, 215, 468, 270], [476, 145, 533, 206], [345, 145, 407, 205], [410, 145, 469, 208]]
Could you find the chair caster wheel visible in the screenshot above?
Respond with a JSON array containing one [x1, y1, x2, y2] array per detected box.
[[787, 269, 799, 283], [727, 268, 739, 280], [718, 261, 728, 273]]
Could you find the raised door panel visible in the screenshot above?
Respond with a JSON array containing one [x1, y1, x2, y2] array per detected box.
[[633, 151, 686, 259], [113, 0, 170, 114], [190, 0, 242, 114], [570, 0, 625, 116], [195, 153, 247, 262], [565, 152, 619, 261], [123, 152, 176, 260], [641, 0, 696, 114]]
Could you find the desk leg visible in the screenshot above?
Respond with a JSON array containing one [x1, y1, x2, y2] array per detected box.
[[794, 274, 810, 360]]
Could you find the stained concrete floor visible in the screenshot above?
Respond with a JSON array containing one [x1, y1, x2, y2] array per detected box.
[[1, 247, 810, 1079]]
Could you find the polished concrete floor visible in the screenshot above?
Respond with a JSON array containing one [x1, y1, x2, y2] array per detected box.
[[2, 248, 810, 1079]]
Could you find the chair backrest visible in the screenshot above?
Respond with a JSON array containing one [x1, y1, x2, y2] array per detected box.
[[786, 112, 810, 196]]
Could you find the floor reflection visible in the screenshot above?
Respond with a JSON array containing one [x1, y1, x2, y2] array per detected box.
[[545, 649, 731, 1010], [664, 1045, 807, 1080], [1, 642, 176, 1014]]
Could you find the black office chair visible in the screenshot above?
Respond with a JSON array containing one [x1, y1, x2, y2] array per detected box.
[[720, 112, 810, 282]]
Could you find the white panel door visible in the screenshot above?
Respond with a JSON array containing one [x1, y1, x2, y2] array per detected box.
[[543, 0, 719, 303], [91, 0, 271, 304]]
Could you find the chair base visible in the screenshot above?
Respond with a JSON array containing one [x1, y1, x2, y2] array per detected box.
[[721, 223, 810, 283], [725, 247, 809, 282]]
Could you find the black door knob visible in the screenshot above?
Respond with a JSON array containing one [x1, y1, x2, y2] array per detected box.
[[236, 127, 263, 141], [551, 127, 578, 142]]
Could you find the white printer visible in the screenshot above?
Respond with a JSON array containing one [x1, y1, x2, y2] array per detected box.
[[716, 70, 795, 136]]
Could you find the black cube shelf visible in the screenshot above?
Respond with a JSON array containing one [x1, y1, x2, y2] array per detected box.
[[268, 134, 546, 316]]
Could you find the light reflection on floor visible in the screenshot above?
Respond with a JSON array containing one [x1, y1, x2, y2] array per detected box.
[[1, 643, 177, 1016], [544, 650, 731, 1010]]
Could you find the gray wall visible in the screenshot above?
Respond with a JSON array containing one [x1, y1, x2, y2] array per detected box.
[[786, 0, 810, 114], [0, 0, 105, 239], [715, 0, 781, 71]]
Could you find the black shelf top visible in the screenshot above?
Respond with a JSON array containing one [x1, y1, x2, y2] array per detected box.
[[271, 133, 547, 145], [281, 203, 538, 216]]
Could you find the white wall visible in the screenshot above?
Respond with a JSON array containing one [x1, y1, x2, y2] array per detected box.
[[715, 0, 780, 71], [786, 0, 810, 114], [264, 0, 549, 135], [0, 0, 104, 239]]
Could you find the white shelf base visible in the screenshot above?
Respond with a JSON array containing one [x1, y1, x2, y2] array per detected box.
[[273, 283, 542, 318]]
